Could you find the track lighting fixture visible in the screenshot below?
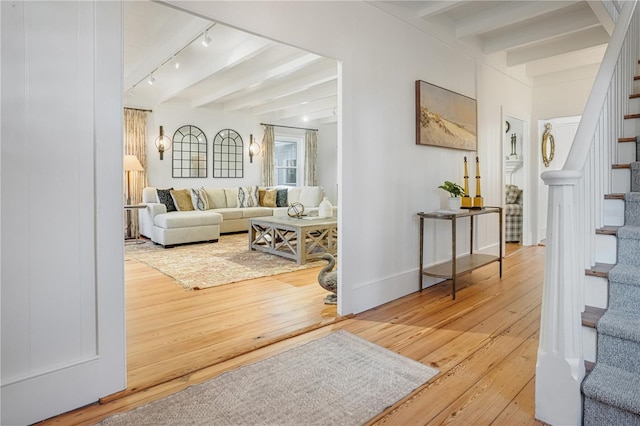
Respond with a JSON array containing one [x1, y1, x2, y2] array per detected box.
[[147, 74, 155, 85], [201, 30, 212, 47]]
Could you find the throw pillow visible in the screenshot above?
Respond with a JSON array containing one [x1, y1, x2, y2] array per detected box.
[[262, 188, 277, 207], [276, 188, 288, 207], [258, 188, 266, 206], [156, 188, 177, 212], [238, 186, 259, 208], [190, 187, 210, 211], [170, 189, 194, 211], [505, 185, 520, 204]]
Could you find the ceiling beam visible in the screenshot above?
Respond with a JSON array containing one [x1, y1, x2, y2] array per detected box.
[[506, 26, 610, 66], [276, 96, 338, 119], [456, 1, 576, 38], [417, 1, 465, 19], [192, 53, 322, 108], [587, 0, 615, 35], [482, 2, 601, 54], [157, 37, 274, 104], [224, 62, 337, 111], [248, 81, 337, 115]]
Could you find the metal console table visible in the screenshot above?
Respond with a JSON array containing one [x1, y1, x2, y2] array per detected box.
[[417, 207, 502, 300]]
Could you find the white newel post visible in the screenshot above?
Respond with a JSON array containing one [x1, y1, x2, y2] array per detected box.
[[535, 170, 585, 426]]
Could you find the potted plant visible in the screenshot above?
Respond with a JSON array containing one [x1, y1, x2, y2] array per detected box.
[[438, 181, 465, 211]]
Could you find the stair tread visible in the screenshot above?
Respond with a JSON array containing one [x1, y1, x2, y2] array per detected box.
[[629, 93, 640, 99], [586, 262, 615, 278], [624, 113, 640, 119], [598, 310, 640, 343], [609, 263, 640, 285], [596, 226, 621, 235], [612, 163, 631, 169], [605, 193, 625, 200], [583, 305, 607, 328], [619, 137, 637, 142], [583, 363, 640, 415]]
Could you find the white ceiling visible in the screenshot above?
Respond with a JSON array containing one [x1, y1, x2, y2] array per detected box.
[[124, 1, 617, 125]]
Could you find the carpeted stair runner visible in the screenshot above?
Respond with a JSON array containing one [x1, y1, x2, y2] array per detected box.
[[582, 156, 640, 424]]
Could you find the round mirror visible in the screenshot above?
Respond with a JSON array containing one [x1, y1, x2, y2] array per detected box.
[[541, 123, 555, 167]]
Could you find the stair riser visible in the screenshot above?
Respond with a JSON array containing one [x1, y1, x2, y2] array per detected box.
[[595, 234, 618, 264], [628, 96, 640, 113], [619, 141, 638, 164], [583, 325, 598, 363], [612, 168, 631, 193], [632, 163, 640, 192], [626, 199, 640, 226], [609, 282, 640, 314], [604, 198, 625, 227], [623, 117, 640, 136], [585, 275, 609, 308], [584, 398, 640, 425], [598, 334, 640, 375], [617, 237, 640, 265]]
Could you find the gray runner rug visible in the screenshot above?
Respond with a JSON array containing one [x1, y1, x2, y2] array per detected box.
[[99, 330, 439, 426]]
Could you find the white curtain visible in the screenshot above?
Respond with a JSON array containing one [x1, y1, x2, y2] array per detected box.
[[261, 125, 275, 186], [124, 108, 148, 238], [304, 130, 318, 186]]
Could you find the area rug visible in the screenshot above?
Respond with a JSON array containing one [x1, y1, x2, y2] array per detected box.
[[125, 233, 323, 290], [99, 330, 439, 426]]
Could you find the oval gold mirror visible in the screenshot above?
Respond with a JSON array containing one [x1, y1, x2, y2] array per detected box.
[[541, 122, 555, 167]]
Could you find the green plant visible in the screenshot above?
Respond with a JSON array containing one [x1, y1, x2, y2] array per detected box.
[[438, 181, 465, 197]]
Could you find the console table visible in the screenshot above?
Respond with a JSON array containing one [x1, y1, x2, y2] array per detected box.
[[417, 207, 502, 299]]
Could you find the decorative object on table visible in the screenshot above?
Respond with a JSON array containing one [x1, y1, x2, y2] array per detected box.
[[318, 253, 337, 305], [541, 122, 555, 167], [172, 125, 207, 178], [509, 133, 518, 159], [473, 156, 484, 208], [97, 330, 438, 426], [318, 197, 333, 218], [154, 126, 172, 160], [213, 129, 244, 178], [438, 180, 465, 211], [123, 155, 145, 239], [461, 156, 472, 209], [248, 134, 261, 163], [287, 202, 305, 218], [415, 80, 477, 151]]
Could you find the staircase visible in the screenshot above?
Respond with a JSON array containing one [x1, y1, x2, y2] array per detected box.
[[582, 139, 640, 423]]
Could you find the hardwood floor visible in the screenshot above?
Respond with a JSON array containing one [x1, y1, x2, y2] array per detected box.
[[40, 245, 546, 426]]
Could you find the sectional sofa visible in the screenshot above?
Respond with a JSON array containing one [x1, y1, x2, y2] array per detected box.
[[138, 185, 329, 247]]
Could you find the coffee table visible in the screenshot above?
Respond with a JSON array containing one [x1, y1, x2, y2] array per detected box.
[[248, 216, 338, 264]]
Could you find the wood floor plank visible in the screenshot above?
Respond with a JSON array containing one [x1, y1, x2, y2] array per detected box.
[[38, 244, 547, 426]]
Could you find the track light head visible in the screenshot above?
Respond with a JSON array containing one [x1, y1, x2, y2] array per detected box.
[[147, 75, 155, 85]]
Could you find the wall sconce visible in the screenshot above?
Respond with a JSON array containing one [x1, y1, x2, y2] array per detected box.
[[248, 134, 261, 163], [154, 126, 172, 160]]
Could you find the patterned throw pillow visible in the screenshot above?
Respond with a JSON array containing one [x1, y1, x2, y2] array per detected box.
[[237, 186, 259, 208], [263, 189, 278, 207], [170, 189, 194, 211], [156, 188, 177, 212], [505, 185, 520, 204], [276, 189, 288, 207], [190, 187, 210, 211]]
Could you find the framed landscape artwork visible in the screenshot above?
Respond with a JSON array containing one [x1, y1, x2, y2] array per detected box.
[[415, 80, 477, 151]]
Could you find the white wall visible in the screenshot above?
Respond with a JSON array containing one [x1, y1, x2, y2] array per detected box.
[[136, 104, 339, 204], [172, 1, 534, 314], [531, 65, 597, 242]]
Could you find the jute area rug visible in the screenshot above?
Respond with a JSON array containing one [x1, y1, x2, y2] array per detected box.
[[99, 330, 439, 426], [125, 233, 323, 290]]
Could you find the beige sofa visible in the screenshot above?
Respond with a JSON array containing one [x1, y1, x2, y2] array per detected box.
[[139, 186, 328, 247]]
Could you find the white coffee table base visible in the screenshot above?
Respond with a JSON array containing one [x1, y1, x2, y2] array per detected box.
[[249, 216, 337, 265]]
